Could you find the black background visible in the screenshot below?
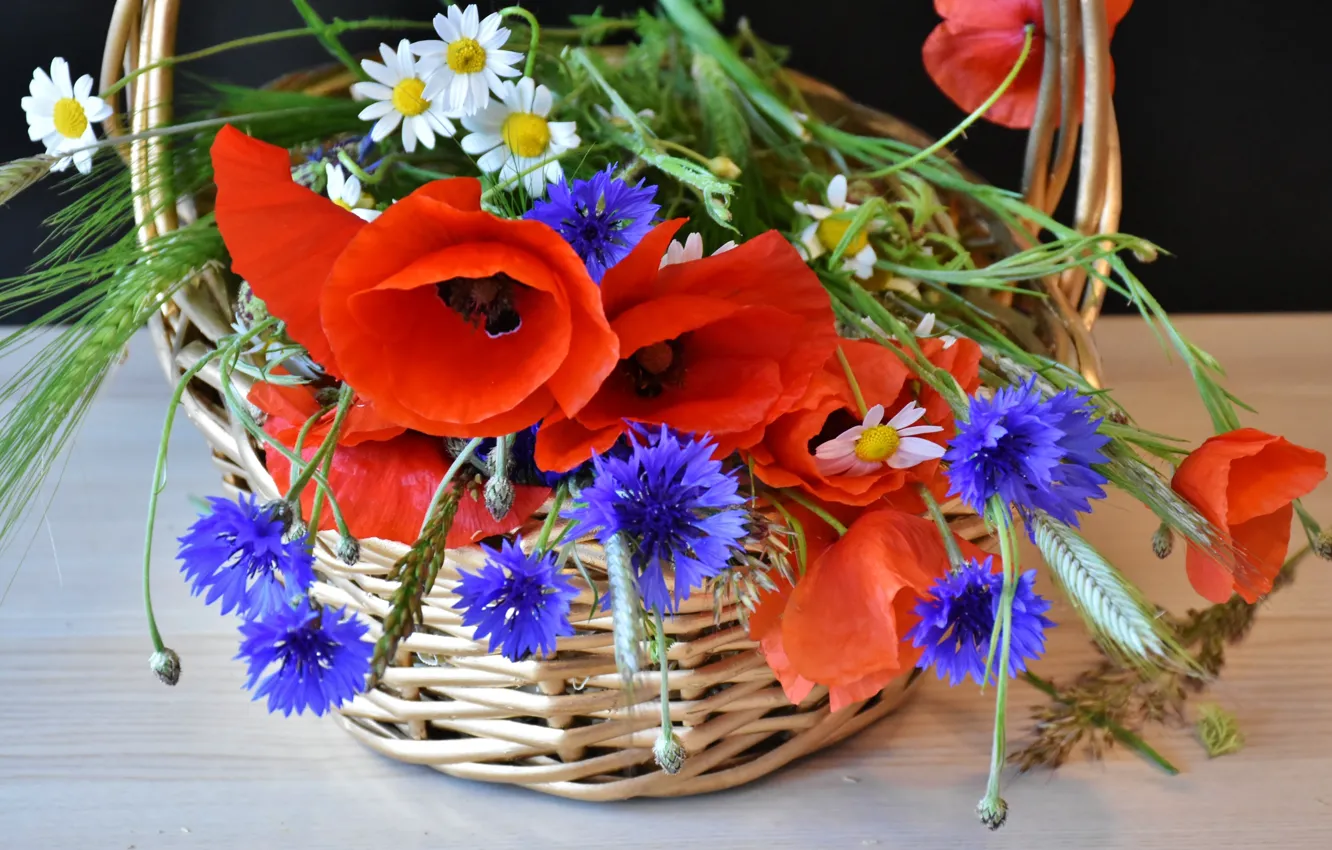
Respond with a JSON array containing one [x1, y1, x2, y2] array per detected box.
[[2, 1, 1328, 316]]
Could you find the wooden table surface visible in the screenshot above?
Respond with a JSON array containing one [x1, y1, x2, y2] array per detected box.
[[2, 315, 1331, 849]]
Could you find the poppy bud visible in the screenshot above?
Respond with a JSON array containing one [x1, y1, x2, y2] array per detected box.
[[1315, 530, 1332, 561], [150, 648, 182, 686], [653, 732, 687, 775], [335, 535, 361, 566], [976, 796, 1008, 830], [314, 386, 341, 407], [484, 474, 515, 522], [1152, 524, 1174, 559], [234, 281, 269, 330], [284, 519, 309, 545]]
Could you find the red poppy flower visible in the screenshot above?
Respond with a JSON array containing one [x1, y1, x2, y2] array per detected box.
[[749, 505, 986, 711], [534, 220, 838, 471], [922, 0, 1134, 129], [747, 340, 953, 508], [213, 125, 618, 438], [1172, 428, 1325, 604], [918, 333, 983, 428], [250, 384, 550, 547]]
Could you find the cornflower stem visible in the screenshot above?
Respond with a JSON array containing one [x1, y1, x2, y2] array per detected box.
[[652, 138, 714, 168], [864, 24, 1035, 180], [979, 498, 1020, 824], [534, 482, 569, 553], [917, 484, 964, 569], [775, 487, 848, 537], [421, 437, 484, 537], [835, 344, 869, 418], [142, 319, 273, 654], [291, 0, 365, 80], [101, 17, 432, 98], [480, 145, 592, 198], [655, 607, 673, 736], [500, 6, 542, 78], [336, 150, 382, 186]]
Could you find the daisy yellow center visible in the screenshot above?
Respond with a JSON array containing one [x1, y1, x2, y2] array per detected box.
[[391, 78, 430, 117], [334, 199, 353, 211], [53, 97, 89, 139], [502, 112, 551, 158], [816, 217, 869, 255], [446, 38, 488, 74], [854, 425, 900, 462]]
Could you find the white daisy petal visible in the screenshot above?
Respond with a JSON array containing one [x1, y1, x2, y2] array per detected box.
[[814, 439, 856, 460], [436, 11, 461, 42], [478, 11, 503, 42], [532, 84, 553, 117], [412, 115, 436, 150], [897, 424, 944, 437], [461, 4, 479, 38], [51, 57, 73, 97], [84, 98, 112, 123], [73, 74, 92, 101], [357, 99, 394, 121], [488, 49, 524, 73], [476, 144, 511, 173], [30, 69, 56, 99], [351, 82, 393, 103], [72, 146, 94, 175], [886, 401, 926, 429], [515, 77, 536, 112], [410, 38, 446, 57], [547, 121, 579, 147], [352, 208, 382, 222], [827, 173, 848, 208], [888, 437, 947, 468], [425, 110, 457, 139], [370, 111, 402, 142], [814, 453, 859, 477], [362, 58, 399, 87], [27, 117, 55, 141], [863, 404, 885, 428], [914, 313, 937, 337], [401, 115, 418, 152], [462, 130, 500, 155], [799, 222, 824, 259]]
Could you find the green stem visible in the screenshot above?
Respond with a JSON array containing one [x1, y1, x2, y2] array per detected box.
[[768, 498, 808, 575], [285, 385, 355, 503], [834, 344, 869, 418], [336, 149, 381, 186], [918, 484, 964, 569], [142, 320, 273, 654], [775, 487, 848, 536], [499, 6, 542, 78], [1023, 673, 1180, 775], [480, 145, 592, 198], [864, 25, 1036, 180], [101, 18, 433, 98], [534, 482, 569, 553], [70, 108, 354, 157], [653, 138, 714, 168], [290, 0, 365, 80], [979, 499, 1019, 818], [421, 437, 484, 536], [655, 607, 673, 737]]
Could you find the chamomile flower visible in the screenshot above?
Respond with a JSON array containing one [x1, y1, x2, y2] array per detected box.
[[324, 163, 380, 222], [794, 174, 878, 279], [351, 40, 457, 153], [658, 232, 737, 268], [21, 58, 112, 175], [814, 401, 945, 477], [461, 77, 579, 198], [413, 5, 522, 117]]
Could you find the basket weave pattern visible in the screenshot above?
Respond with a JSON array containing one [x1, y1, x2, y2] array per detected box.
[[105, 0, 1120, 800]]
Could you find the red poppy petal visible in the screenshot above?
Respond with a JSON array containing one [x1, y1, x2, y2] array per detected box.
[[533, 411, 625, 473], [923, 24, 1046, 129], [211, 125, 362, 371], [935, 0, 1042, 29], [1106, 0, 1135, 29], [447, 483, 551, 548], [828, 670, 898, 713], [1226, 440, 1326, 527], [248, 383, 405, 446], [599, 218, 688, 319], [1227, 505, 1295, 604], [759, 628, 817, 706], [611, 295, 744, 354], [411, 177, 483, 211], [1185, 545, 1240, 605]]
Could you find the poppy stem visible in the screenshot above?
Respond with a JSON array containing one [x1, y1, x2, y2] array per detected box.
[[300, 385, 356, 537], [775, 488, 848, 537], [285, 384, 355, 508], [422, 438, 485, 538], [865, 24, 1036, 180], [500, 6, 542, 79], [535, 482, 569, 553], [834, 345, 869, 418], [917, 484, 965, 570]]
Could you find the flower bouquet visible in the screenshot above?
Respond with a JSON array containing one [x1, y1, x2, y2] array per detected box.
[[3, 0, 1329, 819]]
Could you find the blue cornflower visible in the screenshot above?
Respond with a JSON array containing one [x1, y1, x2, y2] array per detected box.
[[525, 165, 660, 281], [454, 538, 579, 661], [177, 494, 315, 619], [907, 558, 1054, 687], [476, 425, 588, 487], [567, 425, 747, 613], [237, 604, 372, 716], [944, 378, 1110, 528]]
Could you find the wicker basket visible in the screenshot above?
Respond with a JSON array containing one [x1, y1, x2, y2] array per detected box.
[[103, 0, 1120, 800]]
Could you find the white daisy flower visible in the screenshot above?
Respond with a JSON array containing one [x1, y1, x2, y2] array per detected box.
[[794, 174, 878, 279], [659, 232, 737, 268], [21, 58, 113, 175], [813, 401, 945, 477], [461, 77, 579, 198], [412, 5, 522, 117], [913, 313, 958, 349], [351, 40, 457, 153], [324, 163, 380, 222]]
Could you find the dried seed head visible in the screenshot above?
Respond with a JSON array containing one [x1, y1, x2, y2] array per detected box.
[[653, 732, 687, 775], [150, 648, 181, 686], [1152, 524, 1175, 559], [976, 796, 1008, 831]]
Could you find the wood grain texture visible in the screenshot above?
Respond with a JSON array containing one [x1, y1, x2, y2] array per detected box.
[[2, 315, 1331, 848]]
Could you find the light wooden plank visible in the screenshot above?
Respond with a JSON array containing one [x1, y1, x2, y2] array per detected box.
[[1, 317, 1331, 848]]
